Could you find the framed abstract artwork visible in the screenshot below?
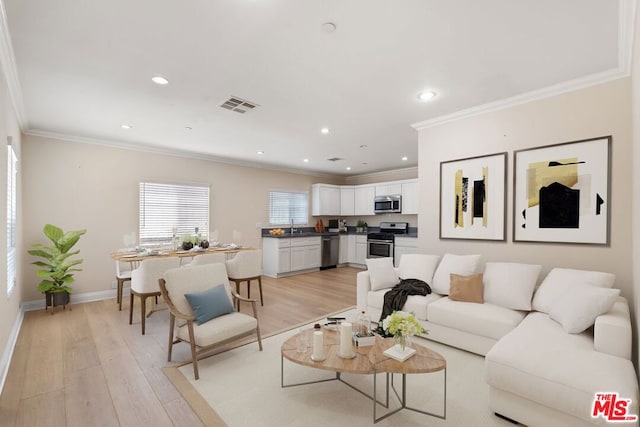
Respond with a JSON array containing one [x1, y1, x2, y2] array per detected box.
[[513, 136, 611, 245], [440, 152, 507, 241]]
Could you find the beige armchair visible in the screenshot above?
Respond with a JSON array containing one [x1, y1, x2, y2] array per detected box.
[[225, 249, 264, 308], [159, 263, 263, 380], [129, 257, 181, 334]]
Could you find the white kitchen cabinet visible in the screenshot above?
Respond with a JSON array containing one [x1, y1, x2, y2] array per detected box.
[[354, 185, 375, 216], [355, 235, 367, 265], [339, 235, 348, 264], [340, 186, 355, 216], [375, 183, 402, 196], [401, 180, 419, 215], [347, 235, 356, 263], [394, 236, 418, 267], [311, 184, 340, 216], [262, 236, 321, 277]]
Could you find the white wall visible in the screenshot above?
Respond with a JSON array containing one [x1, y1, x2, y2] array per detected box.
[[417, 78, 634, 313], [0, 67, 22, 389], [20, 136, 342, 302]]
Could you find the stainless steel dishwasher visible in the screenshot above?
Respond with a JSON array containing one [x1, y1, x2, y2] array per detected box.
[[320, 234, 339, 269]]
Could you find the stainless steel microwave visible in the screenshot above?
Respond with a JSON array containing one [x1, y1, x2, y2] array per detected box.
[[374, 195, 402, 214]]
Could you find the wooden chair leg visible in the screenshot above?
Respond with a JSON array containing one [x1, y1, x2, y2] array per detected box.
[[187, 322, 199, 380], [129, 293, 134, 325], [258, 276, 264, 306], [140, 295, 147, 335], [234, 280, 241, 311], [168, 314, 175, 362], [247, 279, 251, 299]]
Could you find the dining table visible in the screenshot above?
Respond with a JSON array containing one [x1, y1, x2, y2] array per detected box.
[[111, 245, 257, 267]]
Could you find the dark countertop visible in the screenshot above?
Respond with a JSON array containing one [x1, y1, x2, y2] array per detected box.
[[262, 229, 417, 238]]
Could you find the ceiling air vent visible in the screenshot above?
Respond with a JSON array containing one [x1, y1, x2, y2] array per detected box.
[[327, 157, 344, 162], [220, 96, 258, 114]]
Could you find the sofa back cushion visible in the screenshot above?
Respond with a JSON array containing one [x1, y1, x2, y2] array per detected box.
[[532, 268, 616, 314], [365, 257, 399, 291], [397, 254, 441, 284], [483, 262, 542, 311], [548, 283, 620, 333], [432, 253, 482, 295]]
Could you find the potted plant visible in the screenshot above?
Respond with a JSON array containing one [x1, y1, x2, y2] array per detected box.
[[28, 224, 87, 313], [356, 219, 367, 233]]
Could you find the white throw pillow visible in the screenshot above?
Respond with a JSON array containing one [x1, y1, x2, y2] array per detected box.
[[549, 284, 620, 333], [397, 254, 441, 284], [432, 254, 482, 295], [483, 262, 541, 311], [365, 257, 399, 291], [532, 268, 616, 314]]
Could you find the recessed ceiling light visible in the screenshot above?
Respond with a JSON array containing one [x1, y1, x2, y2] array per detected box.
[[121, 124, 132, 129], [418, 90, 436, 102], [321, 127, 329, 134], [151, 76, 169, 85], [185, 126, 192, 131], [402, 156, 408, 161], [346, 166, 351, 171], [257, 151, 264, 155], [322, 22, 337, 33], [303, 158, 309, 163], [359, 144, 367, 149]]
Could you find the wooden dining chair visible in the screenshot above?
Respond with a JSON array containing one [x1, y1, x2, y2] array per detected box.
[[225, 250, 264, 309], [129, 257, 180, 334], [159, 263, 262, 380]]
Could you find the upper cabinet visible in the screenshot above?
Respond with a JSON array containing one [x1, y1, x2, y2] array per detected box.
[[340, 186, 355, 216], [401, 180, 419, 215], [375, 183, 402, 196], [311, 184, 340, 216], [312, 178, 418, 216], [354, 185, 375, 216]]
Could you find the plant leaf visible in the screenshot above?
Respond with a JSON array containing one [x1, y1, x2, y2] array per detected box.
[[43, 224, 63, 244]]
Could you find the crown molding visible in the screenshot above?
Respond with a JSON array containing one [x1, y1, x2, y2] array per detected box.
[[413, 0, 636, 132], [24, 129, 341, 179], [0, 0, 27, 130]]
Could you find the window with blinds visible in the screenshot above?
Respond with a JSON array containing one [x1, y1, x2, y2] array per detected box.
[[268, 190, 308, 225], [139, 182, 210, 245], [7, 142, 17, 296]]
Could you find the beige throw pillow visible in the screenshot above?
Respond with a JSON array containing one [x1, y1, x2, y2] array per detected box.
[[449, 273, 484, 304]]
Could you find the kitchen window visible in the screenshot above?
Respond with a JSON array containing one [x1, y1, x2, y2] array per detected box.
[[139, 182, 209, 245], [6, 140, 17, 296], [268, 190, 308, 226]]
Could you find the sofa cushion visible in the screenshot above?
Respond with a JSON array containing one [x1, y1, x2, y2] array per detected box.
[[368, 290, 441, 321], [176, 311, 257, 347], [427, 297, 525, 340], [432, 253, 482, 295], [549, 284, 620, 333], [532, 268, 616, 314], [449, 273, 484, 303], [397, 254, 440, 284], [486, 312, 639, 425], [365, 257, 399, 291], [483, 262, 541, 311]]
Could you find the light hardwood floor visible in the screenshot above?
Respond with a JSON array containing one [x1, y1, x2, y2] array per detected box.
[[0, 266, 361, 427]]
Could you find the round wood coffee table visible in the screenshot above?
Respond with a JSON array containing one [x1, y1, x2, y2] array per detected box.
[[281, 328, 446, 423]]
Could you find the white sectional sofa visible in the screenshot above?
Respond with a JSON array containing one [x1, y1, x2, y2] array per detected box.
[[356, 254, 639, 426]]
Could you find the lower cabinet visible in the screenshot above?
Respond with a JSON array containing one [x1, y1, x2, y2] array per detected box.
[[394, 237, 418, 267], [339, 235, 348, 264], [263, 237, 321, 277], [355, 236, 367, 265]]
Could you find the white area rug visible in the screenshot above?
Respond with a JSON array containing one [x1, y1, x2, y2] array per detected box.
[[172, 309, 513, 426]]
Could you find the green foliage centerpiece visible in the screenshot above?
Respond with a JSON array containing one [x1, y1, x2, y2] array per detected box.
[[382, 310, 426, 353], [28, 224, 87, 295]]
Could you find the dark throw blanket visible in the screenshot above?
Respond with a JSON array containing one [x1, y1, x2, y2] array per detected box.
[[376, 278, 431, 336]]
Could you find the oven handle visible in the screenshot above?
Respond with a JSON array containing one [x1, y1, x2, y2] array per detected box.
[[367, 239, 393, 244]]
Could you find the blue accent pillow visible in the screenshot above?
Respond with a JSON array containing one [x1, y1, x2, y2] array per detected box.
[[184, 284, 235, 325]]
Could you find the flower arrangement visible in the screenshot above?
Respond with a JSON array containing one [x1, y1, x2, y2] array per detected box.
[[382, 310, 426, 351]]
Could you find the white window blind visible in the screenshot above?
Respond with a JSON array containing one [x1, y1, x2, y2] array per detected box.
[[139, 182, 209, 245], [7, 143, 17, 296], [268, 191, 308, 225]]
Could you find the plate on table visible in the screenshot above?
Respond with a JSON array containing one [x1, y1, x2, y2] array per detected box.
[[120, 253, 139, 258]]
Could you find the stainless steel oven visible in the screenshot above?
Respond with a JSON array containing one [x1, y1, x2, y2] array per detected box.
[[366, 222, 408, 261]]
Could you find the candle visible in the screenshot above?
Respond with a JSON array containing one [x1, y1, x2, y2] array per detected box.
[[313, 330, 324, 359], [340, 321, 353, 357]]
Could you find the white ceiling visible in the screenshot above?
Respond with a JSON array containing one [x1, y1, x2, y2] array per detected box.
[[2, 0, 631, 176]]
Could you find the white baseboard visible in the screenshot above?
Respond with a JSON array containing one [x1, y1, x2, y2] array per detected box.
[[0, 310, 24, 395], [21, 287, 129, 311]]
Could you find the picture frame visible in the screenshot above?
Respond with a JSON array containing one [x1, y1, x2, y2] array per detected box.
[[513, 136, 611, 245], [440, 152, 507, 241]]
